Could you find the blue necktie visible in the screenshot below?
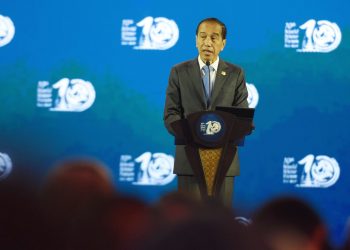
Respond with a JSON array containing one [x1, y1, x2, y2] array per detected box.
[[202, 65, 211, 106]]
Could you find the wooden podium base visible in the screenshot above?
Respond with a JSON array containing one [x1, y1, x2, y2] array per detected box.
[[198, 148, 222, 196]]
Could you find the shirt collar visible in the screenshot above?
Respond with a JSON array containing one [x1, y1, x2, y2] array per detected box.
[[198, 55, 219, 72]]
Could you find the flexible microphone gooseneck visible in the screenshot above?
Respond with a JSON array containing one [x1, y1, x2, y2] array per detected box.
[[205, 60, 211, 109]]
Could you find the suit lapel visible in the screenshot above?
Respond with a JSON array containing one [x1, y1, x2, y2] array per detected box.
[[210, 60, 229, 107], [186, 58, 206, 109]]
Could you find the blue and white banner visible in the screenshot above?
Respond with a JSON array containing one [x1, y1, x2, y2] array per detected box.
[[0, 0, 349, 246]]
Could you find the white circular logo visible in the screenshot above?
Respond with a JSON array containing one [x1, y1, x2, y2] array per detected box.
[[149, 17, 179, 50], [310, 155, 340, 187], [313, 20, 342, 53], [147, 153, 175, 185], [0, 15, 15, 47], [51, 78, 96, 112], [0, 153, 12, 180], [246, 83, 259, 108]]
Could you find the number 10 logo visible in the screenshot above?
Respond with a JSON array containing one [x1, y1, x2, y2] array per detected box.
[[298, 19, 341, 53], [297, 154, 340, 188], [50, 78, 96, 112]]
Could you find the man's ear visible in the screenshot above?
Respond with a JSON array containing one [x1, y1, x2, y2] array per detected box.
[[222, 39, 227, 51]]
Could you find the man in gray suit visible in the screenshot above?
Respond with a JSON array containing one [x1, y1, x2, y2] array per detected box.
[[163, 17, 248, 206]]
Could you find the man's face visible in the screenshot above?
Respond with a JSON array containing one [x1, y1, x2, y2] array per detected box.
[[196, 21, 226, 64]]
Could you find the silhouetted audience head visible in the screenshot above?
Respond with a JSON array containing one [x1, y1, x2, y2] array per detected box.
[[252, 196, 330, 250], [101, 196, 154, 250], [345, 238, 350, 250], [146, 216, 243, 250], [43, 157, 114, 198], [153, 191, 202, 226], [145, 195, 268, 250], [40, 158, 115, 250], [1, 159, 343, 250], [343, 219, 350, 250], [0, 178, 44, 250]]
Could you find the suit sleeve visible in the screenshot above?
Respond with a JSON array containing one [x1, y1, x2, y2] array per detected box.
[[232, 68, 249, 108], [163, 67, 183, 136]]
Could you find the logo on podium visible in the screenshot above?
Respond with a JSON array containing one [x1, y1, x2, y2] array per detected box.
[[197, 113, 225, 142]]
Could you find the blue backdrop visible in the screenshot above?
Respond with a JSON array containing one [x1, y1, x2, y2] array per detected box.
[[1, 0, 349, 246]]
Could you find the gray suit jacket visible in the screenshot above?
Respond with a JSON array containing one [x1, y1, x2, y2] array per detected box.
[[163, 58, 248, 176]]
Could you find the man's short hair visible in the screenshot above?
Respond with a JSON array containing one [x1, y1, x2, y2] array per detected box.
[[196, 17, 227, 40]]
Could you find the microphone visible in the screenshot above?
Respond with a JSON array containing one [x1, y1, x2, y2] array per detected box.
[[205, 61, 211, 109]]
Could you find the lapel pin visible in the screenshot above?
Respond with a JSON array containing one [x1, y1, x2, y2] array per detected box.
[[221, 71, 226, 76]]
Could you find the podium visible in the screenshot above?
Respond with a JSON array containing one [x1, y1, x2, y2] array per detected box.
[[171, 108, 254, 199]]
